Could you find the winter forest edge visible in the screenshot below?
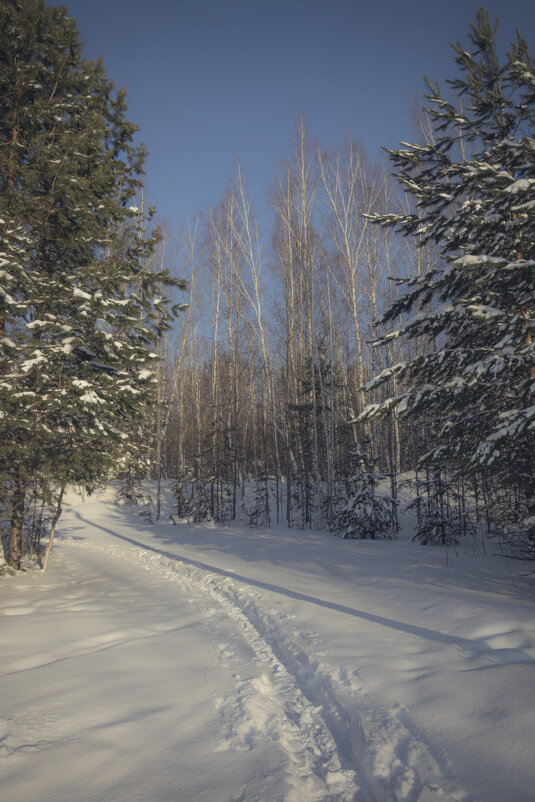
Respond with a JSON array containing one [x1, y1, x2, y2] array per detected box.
[[1, 2, 535, 572]]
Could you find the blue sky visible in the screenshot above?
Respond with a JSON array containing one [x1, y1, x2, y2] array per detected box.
[[48, 0, 535, 232]]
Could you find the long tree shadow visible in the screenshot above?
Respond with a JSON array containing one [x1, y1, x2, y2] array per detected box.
[[62, 498, 529, 601], [66, 511, 534, 670]]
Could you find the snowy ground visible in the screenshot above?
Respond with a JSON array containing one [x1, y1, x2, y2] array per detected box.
[[1, 488, 534, 802]]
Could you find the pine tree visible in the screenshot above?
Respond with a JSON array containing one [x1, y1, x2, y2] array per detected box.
[[333, 440, 396, 540], [0, 0, 182, 568], [359, 8, 535, 547]]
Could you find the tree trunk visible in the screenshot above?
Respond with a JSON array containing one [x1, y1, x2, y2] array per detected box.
[[42, 485, 65, 573], [8, 476, 25, 570]]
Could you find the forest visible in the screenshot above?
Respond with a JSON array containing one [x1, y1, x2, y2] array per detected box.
[[1, 2, 534, 571]]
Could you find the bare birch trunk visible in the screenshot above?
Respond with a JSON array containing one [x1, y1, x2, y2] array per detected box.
[[42, 485, 65, 573]]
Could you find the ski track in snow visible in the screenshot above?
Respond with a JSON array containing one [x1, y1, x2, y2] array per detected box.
[[59, 531, 470, 802]]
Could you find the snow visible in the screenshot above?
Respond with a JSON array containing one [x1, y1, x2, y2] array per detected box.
[[1, 488, 534, 802], [137, 368, 153, 380], [80, 390, 103, 404], [504, 178, 534, 194], [453, 255, 503, 268], [73, 287, 92, 300], [20, 350, 46, 372], [95, 318, 113, 334], [466, 304, 503, 320]]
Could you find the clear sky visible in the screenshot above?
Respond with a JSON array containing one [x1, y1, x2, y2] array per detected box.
[[46, 0, 535, 232]]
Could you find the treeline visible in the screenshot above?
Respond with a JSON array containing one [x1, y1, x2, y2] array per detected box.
[[148, 126, 420, 537], [150, 10, 535, 556]]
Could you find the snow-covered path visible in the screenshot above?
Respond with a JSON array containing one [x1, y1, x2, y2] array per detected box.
[[1, 489, 535, 801], [0, 537, 299, 801]]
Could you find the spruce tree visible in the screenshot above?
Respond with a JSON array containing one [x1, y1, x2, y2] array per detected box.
[[333, 440, 396, 540], [359, 9, 535, 546], [0, 0, 182, 568]]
